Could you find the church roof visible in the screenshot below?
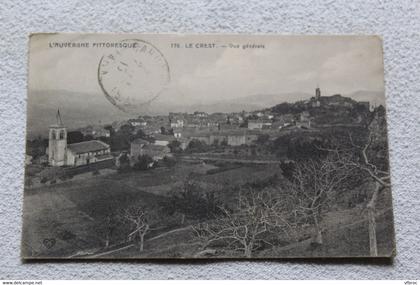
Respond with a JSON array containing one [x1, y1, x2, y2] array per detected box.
[[67, 140, 110, 154]]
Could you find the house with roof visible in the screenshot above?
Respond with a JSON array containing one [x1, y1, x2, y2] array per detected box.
[[131, 143, 171, 161], [130, 138, 150, 158], [247, 119, 272, 130], [66, 140, 113, 167], [47, 110, 113, 167], [153, 133, 177, 146], [129, 118, 147, 127], [79, 125, 111, 138], [296, 111, 311, 128], [189, 130, 259, 146]]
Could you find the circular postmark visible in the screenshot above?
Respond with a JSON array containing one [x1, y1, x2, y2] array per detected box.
[[97, 39, 170, 113]]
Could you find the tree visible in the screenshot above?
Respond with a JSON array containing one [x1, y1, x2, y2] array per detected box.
[[343, 132, 390, 256], [119, 124, 135, 135], [67, 131, 84, 144], [166, 176, 220, 224], [287, 154, 355, 245], [26, 136, 48, 159], [133, 129, 147, 140], [116, 152, 130, 172], [133, 154, 154, 170], [167, 140, 182, 153], [162, 156, 177, 167], [318, 112, 391, 256], [95, 211, 118, 249], [256, 134, 270, 145], [186, 139, 210, 153], [121, 206, 151, 252], [109, 124, 135, 151], [104, 125, 115, 136], [193, 190, 296, 258]]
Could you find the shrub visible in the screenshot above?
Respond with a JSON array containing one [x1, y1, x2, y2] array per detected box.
[[187, 139, 210, 153], [133, 154, 154, 170], [168, 140, 182, 153], [163, 156, 177, 167]]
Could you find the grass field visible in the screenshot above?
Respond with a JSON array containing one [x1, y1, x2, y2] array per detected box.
[[22, 170, 171, 258], [22, 160, 277, 258], [22, 159, 395, 259]]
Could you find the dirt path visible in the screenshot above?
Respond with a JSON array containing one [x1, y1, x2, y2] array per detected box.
[[73, 225, 193, 258], [147, 225, 192, 241]]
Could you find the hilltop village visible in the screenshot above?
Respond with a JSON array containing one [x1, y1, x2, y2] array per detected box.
[[25, 88, 379, 178]]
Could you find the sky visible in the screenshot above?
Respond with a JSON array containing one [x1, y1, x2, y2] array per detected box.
[[28, 34, 385, 107]]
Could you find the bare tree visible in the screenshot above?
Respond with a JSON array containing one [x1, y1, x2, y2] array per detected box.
[[193, 190, 296, 258], [122, 206, 150, 252], [288, 154, 355, 245], [348, 131, 390, 256], [319, 128, 391, 256]]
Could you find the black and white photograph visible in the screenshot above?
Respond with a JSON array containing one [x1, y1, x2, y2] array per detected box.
[[22, 34, 395, 259]]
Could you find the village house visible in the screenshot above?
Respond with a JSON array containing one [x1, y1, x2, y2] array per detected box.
[[153, 133, 177, 146], [272, 114, 295, 129], [247, 119, 272, 130], [189, 130, 258, 146], [136, 144, 172, 161], [173, 128, 183, 138], [47, 111, 113, 167], [227, 132, 258, 146], [79, 125, 111, 138], [66, 140, 112, 167], [130, 138, 150, 158], [319, 94, 355, 108], [218, 122, 240, 131], [129, 118, 147, 127], [193, 111, 208, 118], [296, 111, 311, 128], [357, 101, 370, 110], [177, 138, 189, 150], [169, 118, 184, 128]]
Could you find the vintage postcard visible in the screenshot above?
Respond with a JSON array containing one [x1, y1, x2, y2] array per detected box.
[[22, 34, 395, 259]]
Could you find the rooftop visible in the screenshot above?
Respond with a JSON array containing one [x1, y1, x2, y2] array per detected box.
[[143, 144, 170, 152], [131, 138, 150, 145], [67, 140, 110, 154]]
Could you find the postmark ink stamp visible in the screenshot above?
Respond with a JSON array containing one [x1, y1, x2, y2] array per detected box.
[[98, 39, 171, 113]]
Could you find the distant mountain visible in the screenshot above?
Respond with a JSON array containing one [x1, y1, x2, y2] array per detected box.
[[26, 90, 133, 138], [231, 93, 313, 105], [345, 90, 386, 106], [182, 93, 313, 113]]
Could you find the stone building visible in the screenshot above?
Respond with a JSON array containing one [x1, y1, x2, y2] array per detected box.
[[47, 110, 113, 167]]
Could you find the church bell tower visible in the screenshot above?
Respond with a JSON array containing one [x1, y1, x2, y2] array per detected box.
[[48, 109, 67, 166]]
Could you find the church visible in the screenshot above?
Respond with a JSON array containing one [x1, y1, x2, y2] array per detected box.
[[47, 110, 113, 167]]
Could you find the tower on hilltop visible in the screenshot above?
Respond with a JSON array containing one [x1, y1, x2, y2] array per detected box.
[[315, 85, 321, 100]]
